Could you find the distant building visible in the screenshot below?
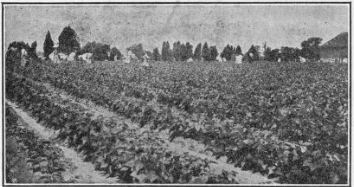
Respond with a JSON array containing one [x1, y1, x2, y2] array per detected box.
[[320, 32, 348, 63]]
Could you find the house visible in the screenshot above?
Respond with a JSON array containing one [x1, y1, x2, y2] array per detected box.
[[49, 49, 60, 63], [78, 53, 93, 64], [235, 54, 243, 64], [67, 52, 76, 61], [124, 50, 138, 63], [320, 32, 348, 63]]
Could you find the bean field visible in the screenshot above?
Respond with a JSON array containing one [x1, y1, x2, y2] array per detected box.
[[5, 59, 349, 184]]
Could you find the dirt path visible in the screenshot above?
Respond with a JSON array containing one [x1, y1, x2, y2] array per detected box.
[[6, 100, 119, 184]]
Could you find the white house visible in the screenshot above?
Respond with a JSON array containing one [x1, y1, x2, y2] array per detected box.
[[49, 49, 60, 64], [235, 54, 243, 64], [78, 53, 93, 64], [67, 52, 76, 61]]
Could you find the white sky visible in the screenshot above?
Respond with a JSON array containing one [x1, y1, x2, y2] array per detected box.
[[4, 4, 349, 53]]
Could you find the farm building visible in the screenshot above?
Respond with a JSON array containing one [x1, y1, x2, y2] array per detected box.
[[320, 32, 348, 63]]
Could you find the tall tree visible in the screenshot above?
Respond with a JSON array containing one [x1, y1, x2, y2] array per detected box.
[[202, 42, 210, 61], [152, 48, 161, 61], [180, 43, 188, 61], [209, 46, 218, 61], [235, 45, 242, 55], [186, 42, 193, 60], [58, 26, 80, 54], [193, 43, 202, 61], [28, 41, 38, 59], [161, 41, 172, 61], [220, 44, 231, 60], [173, 41, 181, 61], [43, 31, 54, 59]]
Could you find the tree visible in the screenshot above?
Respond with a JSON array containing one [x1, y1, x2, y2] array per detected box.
[[43, 31, 54, 59], [162, 41, 172, 61], [80, 42, 110, 61], [280, 46, 300, 62], [152, 48, 161, 61], [264, 47, 272, 61], [235, 45, 242, 55], [209, 46, 218, 61], [180, 43, 188, 61], [220, 44, 240, 61], [202, 42, 210, 61], [300, 37, 322, 61], [161, 41, 167, 61], [245, 45, 259, 62], [270, 49, 280, 62], [28, 41, 38, 59], [109, 47, 122, 61], [173, 41, 181, 61], [93, 43, 110, 61], [6, 41, 29, 72], [186, 42, 193, 60], [80, 41, 96, 54], [58, 26, 80, 54], [220, 44, 233, 61], [193, 43, 202, 61], [127, 43, 145, 60]]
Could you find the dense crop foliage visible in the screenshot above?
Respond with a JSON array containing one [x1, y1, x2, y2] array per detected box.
[[5, 105, 68, 183], [6, 73, 244, 183], [8, 59, 349, 184]]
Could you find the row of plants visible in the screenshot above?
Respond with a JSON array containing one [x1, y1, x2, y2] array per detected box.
[[5, 105, 69, 183], [6, 73, 242, 183]]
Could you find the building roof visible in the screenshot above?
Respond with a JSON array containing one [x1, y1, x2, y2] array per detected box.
[[321, 32, 348, 49], [320, 32, 348, 59]]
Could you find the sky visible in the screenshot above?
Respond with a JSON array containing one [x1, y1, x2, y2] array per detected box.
[[4, 4, 349, 53]]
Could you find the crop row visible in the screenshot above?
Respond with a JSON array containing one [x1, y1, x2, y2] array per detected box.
[[6, 73, 243, 183], [6, 105, 69, 183]]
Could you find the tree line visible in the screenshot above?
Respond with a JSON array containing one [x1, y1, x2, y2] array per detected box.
[[40, 26, 322, 63]]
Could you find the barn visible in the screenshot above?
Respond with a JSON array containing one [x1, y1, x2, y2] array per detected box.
[[320, 32, 348, 63]]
